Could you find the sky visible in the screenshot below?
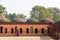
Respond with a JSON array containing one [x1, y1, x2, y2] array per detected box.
[[0, 0, 60, 18]]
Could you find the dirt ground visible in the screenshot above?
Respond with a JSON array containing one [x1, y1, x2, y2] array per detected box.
[[0, 36, 54, 40]]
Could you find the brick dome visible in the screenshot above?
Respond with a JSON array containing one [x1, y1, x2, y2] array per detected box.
[[26, 18, 39, 22], [40, 18, 54, 23], [0, 18, 10, 22], [12, 18, 25, 23]]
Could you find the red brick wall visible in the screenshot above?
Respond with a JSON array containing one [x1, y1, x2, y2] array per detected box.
[[0, 23, 51, 36]]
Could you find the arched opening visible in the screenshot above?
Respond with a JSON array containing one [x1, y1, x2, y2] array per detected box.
[[11, 28, 14, 33], [41, 28, 44, 33], [20, 28, 22, 33], [30, 27, 34, 33], [5, 28, 7, 33], [15, 26, 18, 32], [0, 26, 3, 33], [26, 28, 29, 33], [35, 28, 38, 33], [47, 27, 49, 33]]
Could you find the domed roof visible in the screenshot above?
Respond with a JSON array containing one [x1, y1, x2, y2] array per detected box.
[[26, 18, 39, 22], [40, 18, 54, 23], [12, 18, 25, 22], [0, 18, 10, 22]]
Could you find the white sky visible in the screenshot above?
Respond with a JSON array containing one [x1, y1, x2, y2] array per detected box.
[[0, 0, 60, 18]]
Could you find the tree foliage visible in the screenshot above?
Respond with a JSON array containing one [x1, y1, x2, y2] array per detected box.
[[47, 7, 60, 22], [18, 13, 26, 20], [0, 5, 7, 18], [1, 5, 60, 22], [5, 13, 26, 22], [30, 5, 53, 21]]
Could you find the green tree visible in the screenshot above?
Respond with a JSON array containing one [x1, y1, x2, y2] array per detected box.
[[30, 5, 53, 21], [0, 5, 6, 12], [6, 13, 26, 22], [6, 13, 18, 21], [0, 5, 7, 18], [18, 13, 26, 20], [47, 7, 60, 22], [7, 13, 13, 21]]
